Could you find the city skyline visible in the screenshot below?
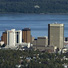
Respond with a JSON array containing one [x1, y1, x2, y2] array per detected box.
[[0, 23, 65, 50]]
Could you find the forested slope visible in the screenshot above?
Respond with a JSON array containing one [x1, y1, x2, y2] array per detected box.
[[0, 0, 68, 13]]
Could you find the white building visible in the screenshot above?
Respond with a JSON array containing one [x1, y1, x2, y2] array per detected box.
[[7, 29, 16, 47], [15, 30, 22, 44], [0, 41, 4, 46], [7, 29, 22, 47]]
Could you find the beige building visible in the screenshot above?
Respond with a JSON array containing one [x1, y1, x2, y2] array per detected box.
[[33, 36, 48, 50], [37, 36, 48, 47], [32, 39, 37, 47], [30, 36, 35, 44], [48, 23, 64, 49]]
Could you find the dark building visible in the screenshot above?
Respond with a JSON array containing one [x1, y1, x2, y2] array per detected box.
[[1, 32, 7, 45], [22, 28, 31, 43], [65, 37, 68, 41]]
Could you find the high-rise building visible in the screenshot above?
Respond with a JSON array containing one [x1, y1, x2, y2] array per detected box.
[[15, 30, 22, 44], [1, 32, 7, 45], [48, 23, 64, 49], [7, 29, 16, 47], [7, 29, 22, 47], [22, 28, 31, 43]]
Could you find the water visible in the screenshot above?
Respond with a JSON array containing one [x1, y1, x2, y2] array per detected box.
[[0, 13, 68, 39]]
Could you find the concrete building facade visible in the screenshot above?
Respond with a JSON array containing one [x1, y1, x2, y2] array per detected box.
[[33, 36, 48, 51], [15, 30, 22, 44], [7, 29, 16, 47], [7, 29, 22, 47], [37, 36, 48, 47], [48, 23, 64, 49], [33, 39, 37, 47]]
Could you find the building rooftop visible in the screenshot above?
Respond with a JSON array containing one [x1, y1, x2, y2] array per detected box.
[[38, 36, 48, 39], [22, 28, 31, 31], [48, 23, 64, 26], [3, 32, 7, 34]]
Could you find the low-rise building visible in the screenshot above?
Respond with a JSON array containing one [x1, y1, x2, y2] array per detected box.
[[33, 36, 48, 51], [0, 41, 4, 46], [37, 36, 48, 47]]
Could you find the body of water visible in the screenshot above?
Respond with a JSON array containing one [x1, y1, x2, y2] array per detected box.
[[0, 13, 68, 38]]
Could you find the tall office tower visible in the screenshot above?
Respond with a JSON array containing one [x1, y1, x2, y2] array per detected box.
[[15, 30, 22, 44], [22, 28, 31, 43], [7, 29, 16, 47], [7, 29, 22, 47], [48, 23, 64, 49], [1, 32, 7, 45]]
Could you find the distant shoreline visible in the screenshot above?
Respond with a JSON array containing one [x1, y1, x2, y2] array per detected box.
[[0, 12, 68, 15], [0, 0, 68, 15]]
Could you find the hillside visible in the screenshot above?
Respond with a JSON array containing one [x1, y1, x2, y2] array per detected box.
[[0, 0, 68, 13]]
